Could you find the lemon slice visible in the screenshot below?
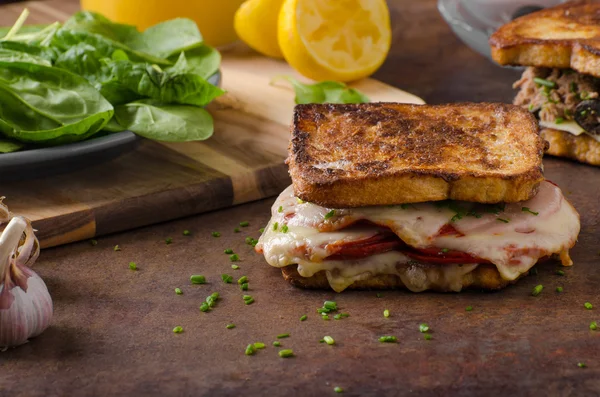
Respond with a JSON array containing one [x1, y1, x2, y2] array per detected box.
[[278, 0, 391, 82], [235, 0, 285, 58]]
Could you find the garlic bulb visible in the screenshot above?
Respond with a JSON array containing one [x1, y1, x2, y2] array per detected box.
[[0, 199, 52, 347]]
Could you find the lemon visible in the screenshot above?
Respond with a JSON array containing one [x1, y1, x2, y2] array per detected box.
[[278, 0, 391, 82], [235, 0, 285, 58]]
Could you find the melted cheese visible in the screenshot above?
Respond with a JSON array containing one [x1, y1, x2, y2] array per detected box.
[[540, 120, 600, 142], [257, 182, 580, 292]]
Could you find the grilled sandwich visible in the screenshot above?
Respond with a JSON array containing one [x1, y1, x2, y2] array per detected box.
[[256, 103, 580, 293], [490, 0, 600, 166]]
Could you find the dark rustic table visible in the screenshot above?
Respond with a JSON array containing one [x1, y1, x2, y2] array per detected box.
[[1, 1, 599, 396]]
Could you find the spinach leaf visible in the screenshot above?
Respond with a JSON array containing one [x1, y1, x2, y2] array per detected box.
[[61, 11, 204, 61], [276, 76, 370, 104], [0, 61, 113, 145], [167, 46, 221, 79], [0, 138, 24, 153], [101, 60, 224, 106], [114, 99, 213, 142], [0, 41, 57, 62], [0, 48, 51, 66]]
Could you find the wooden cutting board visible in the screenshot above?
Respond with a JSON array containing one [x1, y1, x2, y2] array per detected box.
[[2, 45, 424, 248]]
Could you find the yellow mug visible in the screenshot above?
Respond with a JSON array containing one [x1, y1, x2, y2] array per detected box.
[[80, 0, 245, 47]]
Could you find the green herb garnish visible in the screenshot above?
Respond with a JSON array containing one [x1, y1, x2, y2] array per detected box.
[[253, 342, 265, 349], [556, 287, 564, 293], [238, 276, 248, 284], [278, 349, 294, 358], [175, 287, 182, 295], [240, 283, 249, 291], [278, 206, 283, 213], [585, 302, 593, 310], [90, 239, 98, 246], [383, 309, 390, 318], [300, 315, 307, 321], [324, 210, 335, 219], [231, 264, 240, 270], [173, 326, 183, 333], [129, 261, 137, 270], [531, 284, 543, 296], [165, 237, 173, 244], [226, 324, 236, 329], [378, 336, 397, 343], [281, 225, 289, 233], [556, 270, 565, 276], [230, 254, 240, 262], [221, 274, 233, 283], [190, 275, 206, 284], [333, 313, 350, 320], [522, 207, 539, 216], [465, 306, 473, 312], [496, 218, 510, 223], [277, 333, 290, 339], [183, 230, 191, 236], [273, 222, 279, 231], [424, 334, 432, 340], [243, 295, 254, 305], [199, 302, 209, 312], [323, 336, 335, 345], [534, 77, 556, 88], [419, 324, 429, 333], [555, 117, 565, 124], [224, 248, 233, 254], [240, 221, 249, 227], [578, 362, 586, 368], [334, 386, 343, 393], [245, 344, 255, 356], [114, 245, 121, 251], [273, 341, 281, 347], [211, 231, 221, 237], [234, 227, 240, 233], [590, 321, 597, 331]]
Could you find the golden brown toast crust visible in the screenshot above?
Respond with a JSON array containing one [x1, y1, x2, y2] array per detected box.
[[490, 0, 600, 76], [281, 264, 518, 292], [288, 103, 545, 208], [541, 128, 600, 165]]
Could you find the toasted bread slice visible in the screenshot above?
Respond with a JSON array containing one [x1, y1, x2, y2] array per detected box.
[[490, 0, 600, 77], [541, 128, 600, 165], [288, 103, 545, 208], [281, 264, 519, 292]]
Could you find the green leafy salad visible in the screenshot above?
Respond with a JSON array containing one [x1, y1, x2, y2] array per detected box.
[[0, 9, 224, 153]]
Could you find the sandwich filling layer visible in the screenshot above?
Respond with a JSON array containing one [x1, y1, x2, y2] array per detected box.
[[256, 181, 580, 292], [514, 67, 600, 142]]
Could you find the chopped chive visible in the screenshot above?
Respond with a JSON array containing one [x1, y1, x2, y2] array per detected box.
[[240, 221, 249, 227], [334, 386, 343, 393], [521, 207, 539, 216], [129, 261, 137, 271], [440, 248, 450, 253], [253, 342, 265, 349], [324, 301, 338, 311], [165, 237, 173, 244], [324, 210, 335, 219], [224, 248, 234, 254], [590, 321, 597, 331], [424, 334, 432, 340], [259, 228, 264, 233], [234, 227, 240, 233], [555, 117, 565, 124], [242, 295, 253, 301], [383, 309, 390, 318], [226, 324, 236, 329], [278, 349, 294, 358], [323, 336, 335, 345], [273, 341, 281, 347], [240, 283, 249, 291], [578, 362, 586, 368], [496, 218, 510, 223], [319, 339, 325, 343], [173, 326, 183, 333], [532, 284, 543, 296], [300, 315, 307, 321], [556, 286, 564, 293], [297, 198, 305, 204], [334, 313, 350, 320], [277, 333, 290, 339], [245, 344, 255, 356], [183, 230, 191, 236], [211, 232, 221, 237], [322, 315, 330, 320], [281, 225, 289, 233], [190, 275, 206, 284], [221, 274, 233, 283], [278, 206, 283, 213], [556, 270, 565, 276], [90, 239, 98, 246], [238, 276, 248, 284], [419, 324, 429, 333], [273, 222, 279, 231], [244, 297, 254, 305], [245, 237, 253, 245], [584, 302, 593, 310], [465, 306, 473, 312], [528, 103, 535, 112], [175, 287, 182, 295], [231, 264, 240, 270], [533, 77, 556, 88], [114, 245, 121, 251], [229, 254, 240, 262], [200, 302, 209, 312], [376, 293, 383, 298], [378, 336, 397, 343]]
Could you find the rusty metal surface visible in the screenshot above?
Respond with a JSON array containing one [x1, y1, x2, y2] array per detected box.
[[1, 0, 599, 396]]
